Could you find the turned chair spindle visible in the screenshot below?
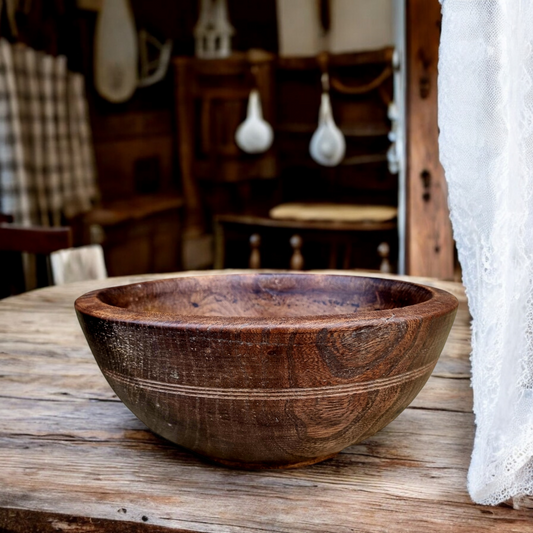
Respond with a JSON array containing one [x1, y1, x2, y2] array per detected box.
[[378, 241, 392, 274], [290, 234, 304, 271], [249, 233, 261, 269]]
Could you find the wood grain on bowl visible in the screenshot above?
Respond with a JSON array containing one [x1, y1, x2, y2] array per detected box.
[[75, 273, 458, 468]]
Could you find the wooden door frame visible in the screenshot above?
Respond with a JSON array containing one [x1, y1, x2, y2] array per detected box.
[[403, 0, 454, 279]]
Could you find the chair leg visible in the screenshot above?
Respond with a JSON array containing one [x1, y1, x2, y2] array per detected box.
[[249, 233, 261, 269], [378, 242, 392, 273], [35, 254, 54, 288], [342, 243, 352, 270], [328, 242, 338, 269], [290, 234, 304, 270], [213, 219, 226, 269], [0, 251, 24, 297]]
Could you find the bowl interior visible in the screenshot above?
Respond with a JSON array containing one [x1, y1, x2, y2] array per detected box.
[[97, 274, 433, 319]]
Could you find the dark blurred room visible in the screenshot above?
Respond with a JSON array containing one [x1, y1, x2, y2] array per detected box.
[[0, 0, 454, 295]]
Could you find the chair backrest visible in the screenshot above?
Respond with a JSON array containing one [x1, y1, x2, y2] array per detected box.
[[0, 223, 72, 254], [50, 244, 107, 285], [248, 232, 305, 270], [247, 231, 392, 273], [173, 51, 277, 235], [0, 223, 73, 297]]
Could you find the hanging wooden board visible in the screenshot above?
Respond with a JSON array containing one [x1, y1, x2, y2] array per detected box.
[[405, 0, 455, 279]]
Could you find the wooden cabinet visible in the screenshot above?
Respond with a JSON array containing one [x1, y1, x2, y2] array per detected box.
[[87, 94, 185, 276], [83, 194, 184, 277], [173, 51, 278, 234], [174, 48, 398, 271], [275, 49, 395, 208]]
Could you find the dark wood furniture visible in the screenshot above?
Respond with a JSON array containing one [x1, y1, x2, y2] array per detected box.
[[173, 50, 278, 235], [259, 49, 397, 271], [0, 224, 72, 254], [0, 222, 72, 297], [175, 48, 397, 271], [81, 194, 185, 277], [214, 214, 397, 271], [2, 271, 531, 531], [78, 0, 455, 279], [88, 80, 185, 277], [275, 48, 395, 209]]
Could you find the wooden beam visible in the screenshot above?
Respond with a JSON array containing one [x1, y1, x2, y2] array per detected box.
[[405, 0, 454, 279]]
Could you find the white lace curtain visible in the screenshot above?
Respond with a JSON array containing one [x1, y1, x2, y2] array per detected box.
[[439, 0, 533, 505]]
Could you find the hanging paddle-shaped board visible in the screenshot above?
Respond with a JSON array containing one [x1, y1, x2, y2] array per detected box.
[[94, 0, 138, 103]]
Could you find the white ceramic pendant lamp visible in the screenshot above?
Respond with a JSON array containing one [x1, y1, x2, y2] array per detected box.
[[235, 88, 274, 154], [309, 72, 346, 167]]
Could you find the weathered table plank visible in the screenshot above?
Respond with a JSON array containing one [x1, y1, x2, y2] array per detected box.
[[0, 271, 531, 532]]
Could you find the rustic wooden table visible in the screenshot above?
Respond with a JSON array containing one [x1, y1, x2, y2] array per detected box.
[[1, 271, 532, 532]]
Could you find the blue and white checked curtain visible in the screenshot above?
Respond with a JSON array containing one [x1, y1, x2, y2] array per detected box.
[[0, 39, 98, 226]]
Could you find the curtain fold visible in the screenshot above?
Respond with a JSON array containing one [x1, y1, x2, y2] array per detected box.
[[0, 39, 97, 226], [439, 0, 533, 504]]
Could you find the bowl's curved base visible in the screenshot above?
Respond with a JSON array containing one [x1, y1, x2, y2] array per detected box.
[[200, 452, 339, 470]]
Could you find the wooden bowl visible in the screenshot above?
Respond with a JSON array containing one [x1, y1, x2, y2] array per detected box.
[[75, 273, 458, 469]]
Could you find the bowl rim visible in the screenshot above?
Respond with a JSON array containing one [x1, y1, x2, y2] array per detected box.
[[74, 272, 458, 330]]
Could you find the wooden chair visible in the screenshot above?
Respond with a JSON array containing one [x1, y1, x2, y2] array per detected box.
[[248, 233, 304, 270], [173, 50, 277, 235], [214, 214, 396, 271], [173, 50, 277, 269], [0, 222, 72, 298], [247, 231, 391, 273], [248, 233, 305, 270]]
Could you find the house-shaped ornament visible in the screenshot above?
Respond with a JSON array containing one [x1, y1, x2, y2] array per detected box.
[[194, 0, 235, 59]]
